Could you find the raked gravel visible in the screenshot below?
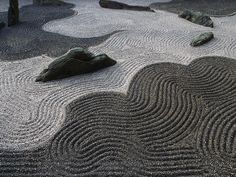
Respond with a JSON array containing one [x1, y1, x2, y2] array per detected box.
[[0, 0, 236, 150]]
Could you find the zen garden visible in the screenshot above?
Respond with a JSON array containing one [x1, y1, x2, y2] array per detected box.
[[0, 0, 236, 176]]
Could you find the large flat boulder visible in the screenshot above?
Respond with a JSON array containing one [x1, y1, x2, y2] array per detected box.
[[178, 10, 214, 28], [36, 48, 117, 82], [99, 0, 155, 12], [190, 32, 214, 47]]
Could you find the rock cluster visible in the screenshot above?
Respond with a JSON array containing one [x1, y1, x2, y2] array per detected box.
[[178, 10, 214, 28], [99, 0, 154, 12], [36, 48, 117, 82]]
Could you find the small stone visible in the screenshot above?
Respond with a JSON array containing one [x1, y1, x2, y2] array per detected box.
[[36, 47, 117, 82], [179, 10, 214, 28], [190, 32, 214, 47], [99, 0, 154, 12]]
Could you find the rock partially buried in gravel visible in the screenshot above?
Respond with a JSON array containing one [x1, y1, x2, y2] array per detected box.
[[190, 32, 214, 47], [179, 10, 214, 28], [36, 48, 117, 82], [99, 0, 155, 12], [0, 22, 5, 30]]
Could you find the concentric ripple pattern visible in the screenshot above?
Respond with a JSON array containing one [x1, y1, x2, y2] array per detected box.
[[1, 56, 236, 176]]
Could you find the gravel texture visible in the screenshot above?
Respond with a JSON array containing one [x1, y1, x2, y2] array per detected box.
[[151, 0, 236, 17], [0, 1, 118, 60], [0, 0, 236, 176], [1, 56, 236, 176]]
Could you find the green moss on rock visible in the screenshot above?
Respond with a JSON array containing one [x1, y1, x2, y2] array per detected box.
[[179, 10, 214, 28], [190, 32, 214, 47]]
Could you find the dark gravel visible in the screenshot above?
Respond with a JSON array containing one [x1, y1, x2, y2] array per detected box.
[[0, 2, 118, 61], [151, 0, 236, 16], [1, 56, 236, 177]]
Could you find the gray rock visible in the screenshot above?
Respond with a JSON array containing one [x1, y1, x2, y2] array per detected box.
[[8, 0, 19, 26], [179, 10, 214, 28], [0, 22, 5, 30], [190, 32, 214, 47], [99, 0, 155, 12], [36, 48, 117, 82]]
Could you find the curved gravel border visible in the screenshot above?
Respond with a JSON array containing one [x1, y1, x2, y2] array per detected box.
[[0, 2, 118, 60], [0, 56, 236, 177], [0, 1, 236, 176], [0, 51, 178, 150], [0, 0, 32, 12], [43, 0, 236, 61], [150, 0, 236, 17], [1, 0, 236, 151]]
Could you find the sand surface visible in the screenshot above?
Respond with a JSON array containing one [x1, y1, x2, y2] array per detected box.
[[0, 0, 236, 176]]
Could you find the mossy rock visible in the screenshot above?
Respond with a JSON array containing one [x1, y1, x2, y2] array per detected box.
[[179, 10, 214, 28], [190, 32, 214, 47], [36, 48, 117, 82]]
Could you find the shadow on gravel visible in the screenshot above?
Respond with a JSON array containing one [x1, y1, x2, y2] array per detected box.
[[151, 0, 236, 17], [0, 2, 118, 61]]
